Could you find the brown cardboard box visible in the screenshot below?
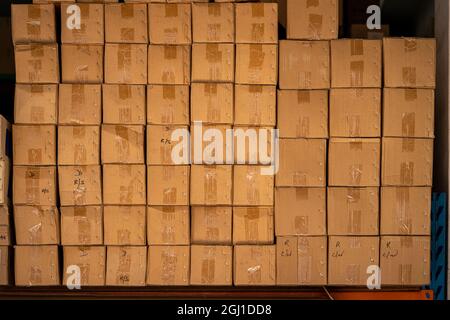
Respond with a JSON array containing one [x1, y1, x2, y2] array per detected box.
[[276, 139, 326, 187], [15, 44, 59, 84], [190, 165, 232, 205], [0, 117, 11, 160], [328, 138, 380, 187], [235, 85, 276, 127], [58, 84, 101, 125], [103, 165, 146, 205], [383, 38, 436, 88], [58, 125, 100, 165], [61, 3, 104, 44], [14, 206, 60, 245], [11, 4, 56, 44], [190, 245, 232, 285], [276, 236, 327, 285], [191, 44, 235, 82], [0, 159, 10, 206], [330, 89, 381, 137], [235, 44, 277, 85], [14, 84, 58, 125], [13, 166, 57, 206], [101, 125, 145, 164], [147, 85, 190, 125], [328, 236, 379, 285], [381, 138, 433, 186], [331, 39, 382, 88], [380, 236, 430, 285], [233, 166, 274, 206], [15, 245, 60, 286], [103, 85, 146, 125], [191, 206, 232, 245], [381, 187, 431, 235], [383, 88, 435, 138], [147, 166, 189, 205], [327, 187, 379, 235], [191, 83, 233, 124], [148, 4, 191, 44], [61, 45, 104, 83], [279, 40, 330, 90], [191, 125, 231, 165], [147, 125, 189, 165], [233, 207, 274, 244], [104, 44, 148, 84], [0, 246, 9, 285], [147, 245, 190, 285], [275, 187, 326, 236], [192, 3, 234, 43], [234, 245, 275, 286], [277, 89, 328, 138], [60, 206, 103, 245], [13, 125, 56, 166], [235, 3, 277, 44], [147, 206, 190, 245], [63, 246, 106, 286], [58, 165, 102, 205], [106, 246, 147, 286], [0, 206, 11, 246], [105, 4, 148, 43], [148, 45, 191, 85], [104, 206, 146, 245]]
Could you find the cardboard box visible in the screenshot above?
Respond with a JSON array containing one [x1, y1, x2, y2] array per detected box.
[[383, 88, 435, 138], [0, 159, 10, 206], [147, 85, 190, 125], [105, 4, 148, 43], [328, 138, 380, 187], [233, 207, 274, 244], [235, 85, 276, 127], [13, 125, 56, 166], [383, 38, 436, 88], [191, 206, 232, 245], [104, 205, 146, 245], [381, 138, 433, 186], [58, 125, 100, 165], [63, 246, 106, 286], [106, 246, 147, 286], [234, 245, 275, 286], [233, 166, 274, 206], [101, 125, 145, 164], [190, 245, 232, 285], [381, 187, 431, 235], [60, 206, 103, 245], [103, 85, 146, 125], [61, 45, 104, 83], [14, 84, 58, 124], [330, 89, 381, 137], [276, 139, 326, 187], [235, 3, 277, 44], [147, 125, 189, 165], [277, 89, 328, 138], [331, 39, 382, 88], [148, 4, 191, 44], [15, 245, 60, 286], [103, 165, 146, 205], [148, 45, 191, 85], [0, 117, 11, 160], [58, 84, 101, 125], [0, 207, 11, 246], [191, 83, 233, 124], [380, 236, 430, 285], [275, 187, 326, 236], [327, 187, 379, 235], [276, 236, 327, 285], [190, 165, 232, 205], [11, 4, 56, 44], [15, 44, 59, 84], [104, 44, 148, 84], [191, 44, 234, 82], [13, 166, 57, 206], [235, 44, 277, 85], [0, 246, 9, 285], [14, 205, 60, 245], [58, 165, 102, 205], [192, 3, 234, 43], [328, 236, 379, 286], [147, 245, 190, 285], [279, 40, 330, 90], [147, 166, 189, 205], [191, 125, 231, 165], [61, 3, 104, 44], [147, 206, 190, 245]]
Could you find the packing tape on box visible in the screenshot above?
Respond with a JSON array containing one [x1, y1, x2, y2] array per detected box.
[[162, 206, 176, 243], [73, 167, 87, 205], [347, 115, 361, 137], [298, 237, 313, 283], [205, 84, 219, 123], [246, 167, 260, 205], [118, 165, 133, 204], [117, 207, 132, 244], [402, 138, 415, 152], [163, 86, 176, 100], [204, 166, 218, 204], [297, 117, 310, 137], [28, 207, 44, 244], [208, 4, 221, 16], [402, 112, 416, 137], [121, 4, 134, 18], [74, 46, 91, 82], [205, 44, 222, 63], [164, 46, 178, 60], [404, 88, 418, 101], [30, 84, 44, 93], [251, 3, 265, 17], [71, 84, 85, 123], [118, 45, 132, 81], [73, 126, 87, 164], [74, 206, 92, 244], [244, 208, 260, 242], [294, 215, 308, 234], [118, 85, 132, 100], [247, 247, 263, 284], [116, 247, 131, 285], [251, 23, 265, 42], [205, 207, 220, 242], [30, 44, 44, 58], [308, 14, 323, 40], [114, 125, 130, 162], [161, 247, 177, 284], [350, 61, 364, 87], [292, 171, 307, 186], [402, 40, 418, 85], [160, 128, 173, 164], [249, 45, 264, 69], [29, 246, 43, 285], [162, 167, 177, 205], [400, 162, 414, 185], [165, 4, 178, 17], [396, 187, 412, 234], [27, 5, 41, 37], [25, 167, 41, 203], [306, 0, 320, 7], [201, 246, 216, 284]]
